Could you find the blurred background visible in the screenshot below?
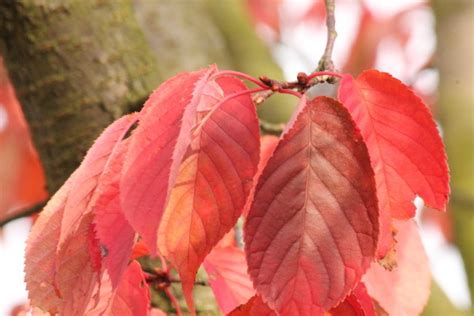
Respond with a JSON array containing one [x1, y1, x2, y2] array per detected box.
[[0, 0, 472, 315]]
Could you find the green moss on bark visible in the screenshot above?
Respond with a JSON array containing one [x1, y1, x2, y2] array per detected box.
[[0, 0, 160, 192]]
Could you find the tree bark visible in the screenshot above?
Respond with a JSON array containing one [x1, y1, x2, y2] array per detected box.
[[0, 0, 160, 192], [133, 0, 233, 80]]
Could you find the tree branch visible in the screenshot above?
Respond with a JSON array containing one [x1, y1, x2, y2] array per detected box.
[[0, 201, 46, 228], [318, 0, 337, 71]]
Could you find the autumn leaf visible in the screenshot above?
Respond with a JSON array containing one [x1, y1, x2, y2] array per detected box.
[[52, 115, 138, 315], [131, 239, 151, 260], [93, 139, 136, 287], [245, 96, 379, 316], [363, 220, 431, 316], [121, 67, 217, 254], [228, 295, 276, 316], [0, 58, 46, 222], [242, 135, 279, 217], [103, 261, 150, 316], [25, 114, 137, 314], [328, 282, 376, 316], [215, 228, 237, 248], [58, 114, 138, 247], [24, 176, 74, 314], [338, 69, 449, 258], [203, 246, 255, 314], [157, 74, 260, 313]]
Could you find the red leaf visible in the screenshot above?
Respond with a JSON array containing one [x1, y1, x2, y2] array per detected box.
[[245, 96, 379, 316], [59, 114, 138, 246], [104, 261, 150, 316], [131, 239, 151, 260], [93, 139, 136, 287], [329, 282, 376, 316], [228, 295, 276, 316], [203, 246, 255, 314], [25, 115, 137, 314], [338, 70, 449, 258], [24, 177, 73, 313], [52, 115, 138, 314], [157, 75, 260, 313], [121, 67, 217, 254], [363, 220, 431, 316]]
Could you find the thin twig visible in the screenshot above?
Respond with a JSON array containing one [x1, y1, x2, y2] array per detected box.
[[163, 287, 183, 316], [169, 277, 208, 286], [306, 71, 342, 81], [252, 90, 275, 106], [318, 0, 337, 71], [0, 201, 46, 228]]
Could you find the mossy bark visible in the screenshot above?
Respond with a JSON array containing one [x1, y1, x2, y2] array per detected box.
[[133, 0, 233, 79], [0, 0, 160, 193]]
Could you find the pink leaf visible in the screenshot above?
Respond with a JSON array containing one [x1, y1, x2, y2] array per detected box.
[[59, 114, 138, 246], [93, 139, 136, 287], [25, 115, 137, 314], [53, 115, 138, 314], [338, 70, 449, 258], [228, 295, 276, 316], [157, 75, 260, 313], [245, 96, 379, 316], [149, 308, 167, 316], [121, 67, 217, 254], [363, 220, 431, 316], [24, 177, 74, 313], [203, 246, 255, 314]]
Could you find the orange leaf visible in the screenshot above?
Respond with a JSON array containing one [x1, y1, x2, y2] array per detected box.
[[157, 74, 260, 314], [339, 70, 449, 258]]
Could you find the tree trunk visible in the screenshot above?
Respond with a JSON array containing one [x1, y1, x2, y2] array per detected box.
[[133, 0, 233, 79], [422, 1, 474, 315], [0, 0, 160, 192], [434, 0, 474, 306]]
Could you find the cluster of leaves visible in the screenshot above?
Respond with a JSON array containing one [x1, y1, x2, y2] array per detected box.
[[25, 64, 449, 316]]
